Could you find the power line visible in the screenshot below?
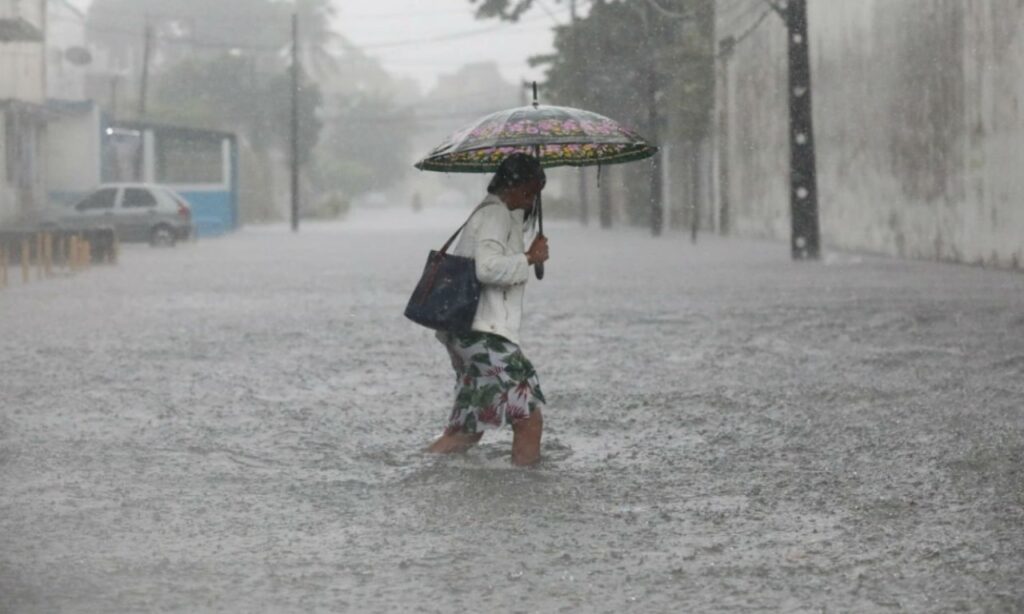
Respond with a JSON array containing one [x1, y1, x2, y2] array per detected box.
[[338, 7, 477, 21], [62, 8, 562, 54], [643, 0, 695, 20], [717, 4, 775, 58], [319, 107, 502, 125], [356, 9, 565, 50], [718, 0, 765, 37], [534, 0, 567, 25]]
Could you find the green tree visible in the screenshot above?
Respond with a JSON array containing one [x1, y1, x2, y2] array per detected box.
[[470, 0, 715, 234], [151, 54, 322, 166], [87, 0, 341, 93], [310, 91, 415, 198]]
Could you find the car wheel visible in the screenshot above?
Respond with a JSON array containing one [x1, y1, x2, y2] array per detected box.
[[150, 225, 177, 247]]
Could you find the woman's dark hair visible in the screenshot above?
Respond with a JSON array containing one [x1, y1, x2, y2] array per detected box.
[[487, 153, 546, 194]]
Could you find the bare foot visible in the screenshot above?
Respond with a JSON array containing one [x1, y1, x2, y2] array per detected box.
[[511, 409, 543, 466], [427, 432, 483, 454]]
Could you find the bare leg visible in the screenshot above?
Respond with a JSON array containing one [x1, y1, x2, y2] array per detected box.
[[427, 431, 483, 454], [511, 409, 543, 466]]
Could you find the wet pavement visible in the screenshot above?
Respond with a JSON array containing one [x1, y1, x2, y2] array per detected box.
[[1, 211, 1023, 612]]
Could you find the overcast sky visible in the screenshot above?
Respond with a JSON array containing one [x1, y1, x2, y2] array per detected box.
[[69, 0, 560, 94], [335, 1, 560, 93]]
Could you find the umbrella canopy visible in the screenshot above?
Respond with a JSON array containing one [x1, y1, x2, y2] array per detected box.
[[414, 104, 657, 173], [413, 87, 657, 281]]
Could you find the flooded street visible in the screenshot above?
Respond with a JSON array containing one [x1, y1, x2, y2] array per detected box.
[[1, 213, 1022, 612]]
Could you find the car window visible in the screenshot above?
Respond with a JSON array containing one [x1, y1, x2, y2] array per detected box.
[[75, 188, 117, 211], [163, 188, 190, 208], [123, 188, 158, 208]]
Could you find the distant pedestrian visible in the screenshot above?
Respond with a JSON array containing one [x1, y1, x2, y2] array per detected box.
[[427, 153, 549, 466]]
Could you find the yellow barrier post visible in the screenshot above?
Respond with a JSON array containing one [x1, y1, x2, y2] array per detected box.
[[68, 236, 77, 272], [35, 233, 44, 280], [54, 234, 63, 270], [43, 233, 53, 277], [21, 238, 30, 283]]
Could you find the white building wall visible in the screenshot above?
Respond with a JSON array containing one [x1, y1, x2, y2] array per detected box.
[[0, 0, 43, 27], [0, 118, 15, 223], [46, 103, 101, 196], [1, 0, 48, 223], [715, 0, 1024, 268], [0, 39, 45, 102], [47, 0, 88, 100]]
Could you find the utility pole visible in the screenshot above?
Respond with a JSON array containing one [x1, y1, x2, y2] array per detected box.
[[110, 74, 120, 119], [290, 12, 300, 233], [570, 0, 589, 226], [138, 19, 154, 117], [644, 3, 663, 237], [690, 143, 700, 243], [785, 0, 820, 259], [716, 37, 734, 236], [598, 168, 613, 228]]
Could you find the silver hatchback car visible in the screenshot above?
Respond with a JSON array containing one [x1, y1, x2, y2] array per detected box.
[[55, 183, 194, 246]]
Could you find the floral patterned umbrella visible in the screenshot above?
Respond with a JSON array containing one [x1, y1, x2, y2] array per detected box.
[[414, 85, 656, 280], [414, 102, 657, 173]]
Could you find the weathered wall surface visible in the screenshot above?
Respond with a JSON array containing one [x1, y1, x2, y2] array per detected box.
[[716, 0, 1024, 267]]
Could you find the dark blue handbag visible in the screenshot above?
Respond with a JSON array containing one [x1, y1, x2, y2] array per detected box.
[[404, 203, 493, 333]]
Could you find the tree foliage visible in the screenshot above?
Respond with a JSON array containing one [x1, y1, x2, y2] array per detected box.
[[471, 0, 715, 140], [469, 0, 541, 21], [87, 0, 338, 75], [88, 0, 415, 210], [310, 91, 415, 197], [151, 54, 322, 166]]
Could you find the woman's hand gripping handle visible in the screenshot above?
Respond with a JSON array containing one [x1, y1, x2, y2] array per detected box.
[[526, 235, 549, 279]]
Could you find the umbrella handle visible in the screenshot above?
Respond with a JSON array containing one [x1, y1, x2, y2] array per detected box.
[[534, 191, 545, 280]]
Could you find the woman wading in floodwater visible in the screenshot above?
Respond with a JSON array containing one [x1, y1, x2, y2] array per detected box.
[[427, 153, 550, 466]]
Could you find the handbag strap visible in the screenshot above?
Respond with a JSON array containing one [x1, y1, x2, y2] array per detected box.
[[437, 200, 499, 255], [417, 201, 498, 305]]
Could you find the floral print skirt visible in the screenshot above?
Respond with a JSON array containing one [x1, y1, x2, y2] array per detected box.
[[439, 331, 546, 435]]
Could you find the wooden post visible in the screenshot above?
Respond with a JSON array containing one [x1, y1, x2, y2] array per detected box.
[[69, 236, 78, 272], [0, 243, 7, 288], [43, 233, 53, 276], [36, 233, 44, 280], [53, 233, 62, 269], [21, 239, 30, 283]]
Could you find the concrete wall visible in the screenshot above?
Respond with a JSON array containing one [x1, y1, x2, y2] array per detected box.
[[0, 118, 14, 222], [1, 0, 46, 224], [0, 0, 45, 101], [46, 102, 101, 198], [715, 0, 1024, 268], [47, 0, 89, 101], [0, 39, 45, 102]]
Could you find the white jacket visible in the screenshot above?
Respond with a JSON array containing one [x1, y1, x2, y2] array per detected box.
[[447, 194, 532, 345]]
